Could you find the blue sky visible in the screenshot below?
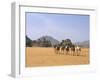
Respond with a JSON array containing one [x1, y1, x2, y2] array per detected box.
[[26, 12, 89, 42]]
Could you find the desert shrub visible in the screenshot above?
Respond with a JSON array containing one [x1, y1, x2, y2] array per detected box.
[[26, 36, 32, 47], [60, 39, 72, 47]]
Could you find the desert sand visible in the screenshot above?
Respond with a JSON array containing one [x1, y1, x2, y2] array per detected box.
[[26, 47, 89, 67]]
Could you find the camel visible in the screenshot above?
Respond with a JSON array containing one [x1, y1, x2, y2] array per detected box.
[[54, 44, 81, 56], [60, 46, 65, 54], [71, 45, 75, 56], [54, 45, 60, 54], [65, 46, 70, 55], [75, 46, 81, 56]]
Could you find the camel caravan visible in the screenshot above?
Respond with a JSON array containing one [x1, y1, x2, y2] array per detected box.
[[54, 39, 81, 56]]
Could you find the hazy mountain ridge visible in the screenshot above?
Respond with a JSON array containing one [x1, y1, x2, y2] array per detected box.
[[74, 40, 89, 48], [37, 35, 59, 46]]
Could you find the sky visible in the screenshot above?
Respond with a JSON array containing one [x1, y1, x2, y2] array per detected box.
[[26, 12, 89, 43]]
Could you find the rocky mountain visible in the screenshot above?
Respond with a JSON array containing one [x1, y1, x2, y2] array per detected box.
[[26, 35, 89, 48], [37, 35, 59, 46], [74, 40, 89, 48]]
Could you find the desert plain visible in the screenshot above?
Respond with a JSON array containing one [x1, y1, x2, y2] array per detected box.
[[26, 47, 89, 67]]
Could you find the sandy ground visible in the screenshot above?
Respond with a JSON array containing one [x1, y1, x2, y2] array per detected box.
[[26, 47, 89, 67]]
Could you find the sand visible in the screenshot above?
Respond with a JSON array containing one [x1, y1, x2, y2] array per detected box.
[[26, 47, 89, 67]]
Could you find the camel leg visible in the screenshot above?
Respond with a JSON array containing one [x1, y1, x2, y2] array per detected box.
[[77, 51, 79, 56]]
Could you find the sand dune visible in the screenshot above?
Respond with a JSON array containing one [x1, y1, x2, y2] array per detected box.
[[26, 47, 89, 67]]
